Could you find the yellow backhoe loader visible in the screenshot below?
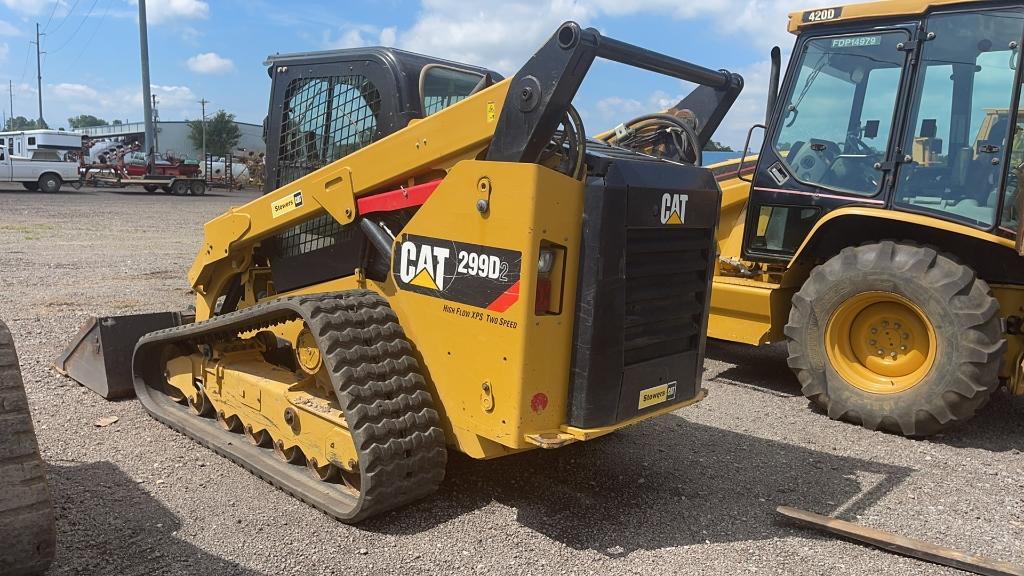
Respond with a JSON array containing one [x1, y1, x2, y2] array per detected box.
[[608, 0, 1024, 437], [56, 24, 742, 521]]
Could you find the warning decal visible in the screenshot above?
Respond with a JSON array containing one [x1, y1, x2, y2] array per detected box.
[[393, 234, 522, 310]]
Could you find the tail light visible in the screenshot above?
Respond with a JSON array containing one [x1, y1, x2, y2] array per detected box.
[[535, 243, 565, 315]]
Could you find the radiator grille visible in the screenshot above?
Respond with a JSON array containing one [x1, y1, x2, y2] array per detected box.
[[623, 227, 710, 366]]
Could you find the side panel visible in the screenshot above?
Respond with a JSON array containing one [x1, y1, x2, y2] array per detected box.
[[384, 161, 585, 456]]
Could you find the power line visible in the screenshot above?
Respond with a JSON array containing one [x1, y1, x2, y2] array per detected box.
[[48, 0, 98, 55], [17, 41, 32, 83], [42, 0, 61, 32], [60, 0, 111, 74], [48, 0, 82, 35]]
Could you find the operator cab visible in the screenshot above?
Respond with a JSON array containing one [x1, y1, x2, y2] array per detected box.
[[744, 2, 1024, 259], [262, 47, 500, 194], [260, 48, 500, 292]]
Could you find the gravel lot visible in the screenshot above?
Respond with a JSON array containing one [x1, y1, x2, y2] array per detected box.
[[1, 183, 1022, 576]]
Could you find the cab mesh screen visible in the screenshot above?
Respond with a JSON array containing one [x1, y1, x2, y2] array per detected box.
[[276, 75, 382, 189], [273, 74, 381, 261]]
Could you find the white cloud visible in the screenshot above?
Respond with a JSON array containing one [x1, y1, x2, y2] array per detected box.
[[45, 81, 199, 123], [335, 0, 838, 77], [186, 52, 234, 74], [323, 25, 397, 50], [395, 0, 591, 74], [0, 0, 55, 16], [130, 0, 209, 24], [51, 83, 99, 101], [0, 20, 21, 36]]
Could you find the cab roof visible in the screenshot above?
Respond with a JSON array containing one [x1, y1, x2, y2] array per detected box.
[[788, 0, 987, 34]]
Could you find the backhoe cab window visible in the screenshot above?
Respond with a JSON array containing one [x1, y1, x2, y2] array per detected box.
[[773, 32, 905, 196], [895, 9, 1024, 229], [421, 66, 483, 116]]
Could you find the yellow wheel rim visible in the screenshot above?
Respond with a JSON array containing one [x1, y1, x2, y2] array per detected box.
[[824, 291, 937, 394]]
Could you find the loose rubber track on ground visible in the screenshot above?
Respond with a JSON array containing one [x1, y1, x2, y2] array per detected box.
[[132, 290, 447, 522], [0, 320, 56, 575]]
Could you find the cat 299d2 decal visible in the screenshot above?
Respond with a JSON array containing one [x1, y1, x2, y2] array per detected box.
[[393, 234, 523, 312]]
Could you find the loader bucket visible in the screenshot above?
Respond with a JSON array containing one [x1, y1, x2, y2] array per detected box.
[[55, 312, 189, 399]]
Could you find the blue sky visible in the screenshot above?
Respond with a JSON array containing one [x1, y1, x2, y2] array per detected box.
[[0, 0, 841, 148]]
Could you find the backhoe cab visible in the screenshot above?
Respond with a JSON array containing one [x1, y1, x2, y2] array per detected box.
[[611, 0, 1024, 436], [58, 23, 742, 521]]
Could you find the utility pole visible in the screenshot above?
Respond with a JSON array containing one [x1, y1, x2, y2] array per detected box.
[[198, 98, 208, 162], [7, 80, 12, 130], [138, 0, 155, 172], [33, 23, 45, 128]]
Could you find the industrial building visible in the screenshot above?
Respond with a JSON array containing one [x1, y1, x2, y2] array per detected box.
[[79, 120, 265, 160]]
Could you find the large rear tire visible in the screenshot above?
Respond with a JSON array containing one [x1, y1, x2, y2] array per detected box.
[[785, 241, 1004, 436], [0, 320, 56, 575]]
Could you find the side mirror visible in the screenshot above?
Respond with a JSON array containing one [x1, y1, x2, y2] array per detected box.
[[864, 120, 880, 139], [738, 123, 766, 183]]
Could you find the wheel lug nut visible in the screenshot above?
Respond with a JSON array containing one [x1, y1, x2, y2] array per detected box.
[[877, 349, 884, 356], [900, 345, 907, 351], [871, 328, 878, 335], [869, 339, 877, 346], [894, 323, 901, 330], [882, 320, 889, 328], [902, 333, 910, 339], [890, 352, 898, 358]]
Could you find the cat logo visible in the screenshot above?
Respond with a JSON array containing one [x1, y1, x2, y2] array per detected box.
[[398, 241, 450, 291], [660, 193, 688, 225]]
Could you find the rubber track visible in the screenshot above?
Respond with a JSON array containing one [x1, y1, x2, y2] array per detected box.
[[0, 320, 56, 575], [132, 290, 447, 522]]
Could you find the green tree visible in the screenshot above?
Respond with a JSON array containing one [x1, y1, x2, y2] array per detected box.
[[704, 140, 734, 152], [188, 110, 241, 157], [68, 114, 109, 129], [4, 116, 44, 130], [112, 119, 123, 125]]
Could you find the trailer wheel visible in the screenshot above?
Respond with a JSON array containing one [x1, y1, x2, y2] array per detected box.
[[189, 180, 206, 196], [785, 241, 1004, 436], [143, 184, 159, 193], [21, 182, 38, 192], [171, 180, 190, 195], [37, 173, 61, 193], [160, 185, 172, 194]]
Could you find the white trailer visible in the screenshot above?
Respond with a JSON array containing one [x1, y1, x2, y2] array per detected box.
[[0, 130, 83, 192]]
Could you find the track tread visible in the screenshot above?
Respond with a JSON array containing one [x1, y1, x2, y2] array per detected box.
[[133, 290, 446, 522], [0, 320, 56, 575]]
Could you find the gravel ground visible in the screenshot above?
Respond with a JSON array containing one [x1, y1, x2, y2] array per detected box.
[[1, 182, 1022, 576]]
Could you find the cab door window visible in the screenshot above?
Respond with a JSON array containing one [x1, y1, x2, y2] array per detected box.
[[895, 9, 1024, 228], [772, 32, 906, 196]]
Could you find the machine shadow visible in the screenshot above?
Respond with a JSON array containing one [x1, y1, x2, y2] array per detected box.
[[367, 416, 913, 555], [929, 389, 1024, 452], [704, 340, 801, 397], [45, 460, 259, 576]]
